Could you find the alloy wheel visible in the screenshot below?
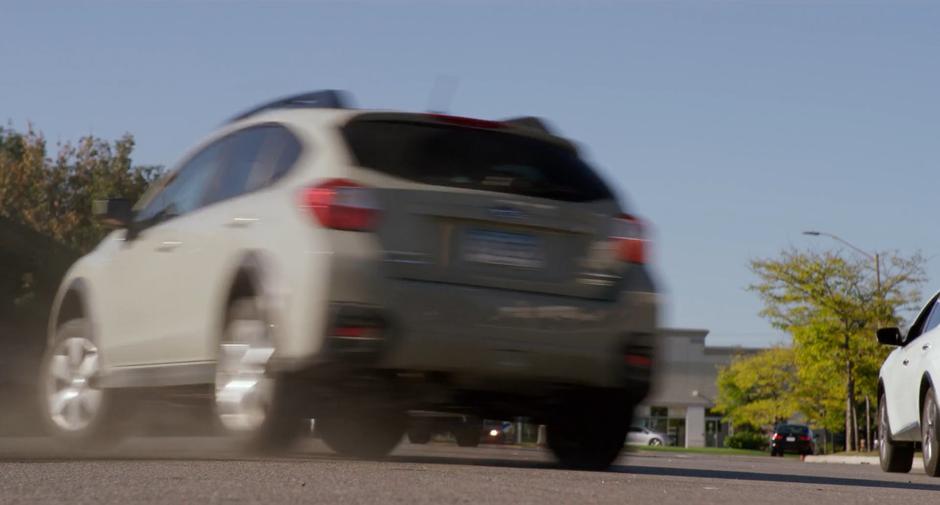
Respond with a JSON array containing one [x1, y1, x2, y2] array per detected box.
[[45, 337, 103, 431], [215, 308, 276, 432]]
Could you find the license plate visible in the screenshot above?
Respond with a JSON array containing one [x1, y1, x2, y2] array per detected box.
[[463, 229, 544, 269], [786, 436, 796, 442]]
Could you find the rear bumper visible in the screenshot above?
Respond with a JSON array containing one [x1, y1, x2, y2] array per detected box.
[[772, 440, 814, 453], [273, 279, 658, 393]]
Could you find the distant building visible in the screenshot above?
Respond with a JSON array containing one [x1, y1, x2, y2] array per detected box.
[[633, 328, 763, 448]]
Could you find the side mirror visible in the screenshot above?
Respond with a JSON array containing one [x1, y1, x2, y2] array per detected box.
[[93, 198, 133, 228], [876, 327, 903, 346]]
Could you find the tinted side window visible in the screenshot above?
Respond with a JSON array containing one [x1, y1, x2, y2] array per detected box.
[[135, 140, 226, 224], [905, 296, 940, 344], [205, 124, 302, 205], [923, 302, 940, 335], [249, 126, 301, 189]]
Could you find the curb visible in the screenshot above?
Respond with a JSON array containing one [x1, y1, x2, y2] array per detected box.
[[804, 454, 925, 470]]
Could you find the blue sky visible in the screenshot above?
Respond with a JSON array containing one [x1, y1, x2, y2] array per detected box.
[[2, 1, 938, 346]]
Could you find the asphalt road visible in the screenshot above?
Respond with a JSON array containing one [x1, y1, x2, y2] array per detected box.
[[1, 438, 939, 504]]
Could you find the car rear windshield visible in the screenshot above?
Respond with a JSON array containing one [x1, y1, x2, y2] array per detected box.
[[341, 119, 614, 203], [776, 425, 809, 436]]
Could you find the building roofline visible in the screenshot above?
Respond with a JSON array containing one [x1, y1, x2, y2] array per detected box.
[[659, 328, 710, 338]]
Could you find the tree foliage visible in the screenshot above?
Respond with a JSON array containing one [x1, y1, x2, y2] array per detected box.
[[714, 346, 800, 428], [0, 124, 161, 252], [738, 248, 926, 448], [1, 124, 161, 324]]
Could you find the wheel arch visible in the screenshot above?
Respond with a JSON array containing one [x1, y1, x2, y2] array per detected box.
[[920, 373, 936, 420], [216, 251, 288, 348], [47, 277, 92, 347]]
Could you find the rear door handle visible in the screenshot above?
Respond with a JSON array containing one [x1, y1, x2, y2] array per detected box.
[[156, 240, 182, 252], [903, 359, 910, 366], [225, 217, 258, 228], [924, 343, 932, 351]]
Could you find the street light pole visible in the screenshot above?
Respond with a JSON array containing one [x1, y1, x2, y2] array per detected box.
[[803, 230, 882, 453]]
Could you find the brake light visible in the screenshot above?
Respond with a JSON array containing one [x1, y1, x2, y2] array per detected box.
[[300, 179, 379, 231], [624, 354, 653, 367], [799, 435, 811, 442], [773, 434, 783, 441], [610, 214, 648, 264], [332, 326, 382, 341]]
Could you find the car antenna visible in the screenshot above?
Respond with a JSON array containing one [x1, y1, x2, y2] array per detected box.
[[426, 74, 460, 114]]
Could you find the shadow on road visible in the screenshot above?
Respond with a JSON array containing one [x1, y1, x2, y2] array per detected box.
[[3, 444, 939, 493], [385, 454, 940, 492], [614, 465, 940, 492]]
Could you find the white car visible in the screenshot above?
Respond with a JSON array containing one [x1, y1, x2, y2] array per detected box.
[[626, 426, 665, 446], [38, 90, 659, 470], [877, 292, 940, 477]]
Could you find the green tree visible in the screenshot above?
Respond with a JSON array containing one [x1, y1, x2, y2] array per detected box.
[[749, 249, 925, 451], [714, 346, 800, 429], [0, 125, 161, 252]]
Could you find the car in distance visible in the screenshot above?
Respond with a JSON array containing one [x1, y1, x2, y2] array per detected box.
[[876, 291, 940, 477], [769, 424, 815, 456], [38, 90, 658, 470], [626, 426, 665, 446]]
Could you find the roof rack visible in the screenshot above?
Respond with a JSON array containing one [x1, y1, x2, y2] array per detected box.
[[502, 116, 554, 135], [227, 89, 353, 123]]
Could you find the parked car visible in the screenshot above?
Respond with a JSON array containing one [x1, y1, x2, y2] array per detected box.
[[406, 414, 482, 447], [37, 90, 659, 470], [876, 291, 940, 477], [770, 424, 815, 456], [626, 426, 666, 446]]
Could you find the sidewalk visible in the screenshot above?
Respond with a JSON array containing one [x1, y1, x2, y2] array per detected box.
[[804, 453, 925, 471]]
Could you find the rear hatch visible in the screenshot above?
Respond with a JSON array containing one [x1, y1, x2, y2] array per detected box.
[[340, 113, 634, 300]]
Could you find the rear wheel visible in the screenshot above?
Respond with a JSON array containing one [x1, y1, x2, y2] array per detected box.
[[547, 390, 631, 470], [38, 319, 127, 448], [648, 438, 662, 447], [215, 297, 306, 452], [318, 409, 407, 459], [922, 388, 940, 477], [879, 394, 914, 473]]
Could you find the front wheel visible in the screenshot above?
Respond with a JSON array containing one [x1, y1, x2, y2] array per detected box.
[[922, 388, 940, 477], [547, 390, 631, 470], [879, 394, 914, 473], [38, 319, 128, 448]]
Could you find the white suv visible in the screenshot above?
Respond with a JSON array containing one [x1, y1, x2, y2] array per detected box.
[[39, 90, 658, 469], [877, 292, 940, 477]]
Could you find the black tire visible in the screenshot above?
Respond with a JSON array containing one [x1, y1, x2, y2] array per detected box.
[[215, 298, 306, 453], [318, 409, 407, 459], [454, 419, 482, 448], [922, 388, 940, 477], [879, 394, 914, 473], [37, 319, 128, 449], [648, 438, 663, 447], [547, 390, 631, 471]]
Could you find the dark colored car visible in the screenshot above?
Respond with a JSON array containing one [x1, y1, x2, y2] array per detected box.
[[771, 424, 816, 456]]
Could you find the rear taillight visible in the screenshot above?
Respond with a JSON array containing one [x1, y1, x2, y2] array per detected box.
[[799, 435, 811, 442], [610, 214, 648, 264], [624, 353, 653, 367], [300, 179, 379, 231], [773, 434, 784, 441]]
